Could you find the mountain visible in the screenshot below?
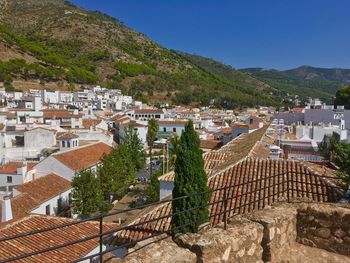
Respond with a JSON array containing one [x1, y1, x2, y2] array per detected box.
[[241, 66, 350, 103], [285, 66, 350, 84], [0, 0, 277, 108]]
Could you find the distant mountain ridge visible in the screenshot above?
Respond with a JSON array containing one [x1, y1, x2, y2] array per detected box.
[[240, 66, 350, 102]]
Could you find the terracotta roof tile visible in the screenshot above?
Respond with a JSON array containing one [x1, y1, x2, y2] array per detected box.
[[200, 140, 223, 150], [0, 174, 71, 223], [134, 109, 164, 114], [52, 142, 111, 171], [0, 162, 36, 175], [82, 119, 102, 129], [158, 127, 267, 182], [115, 158, 342, 244], [0, 215, 117, 263], [57, 132, 79, 140], [42, 110, 82, 119]]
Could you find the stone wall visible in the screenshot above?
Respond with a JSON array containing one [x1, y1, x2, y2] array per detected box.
[[112, 201, 350, 263], [245, 203, 298, 262], [175, 218, 264, 263], [297, 203, 350, 256]]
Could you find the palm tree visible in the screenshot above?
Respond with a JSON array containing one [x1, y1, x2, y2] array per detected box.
[[147, 119, 159, 176]]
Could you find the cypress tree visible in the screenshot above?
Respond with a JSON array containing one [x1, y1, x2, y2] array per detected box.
[[172, 120, 209, 235]]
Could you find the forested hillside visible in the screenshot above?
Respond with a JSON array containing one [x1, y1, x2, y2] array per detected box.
[[0, 0, 279, 108], [0, 0, 347, 107]]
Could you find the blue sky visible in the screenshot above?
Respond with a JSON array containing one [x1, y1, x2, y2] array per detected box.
[[70, 0, 350, 70]]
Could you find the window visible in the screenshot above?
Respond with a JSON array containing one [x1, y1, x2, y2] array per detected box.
[[57, 198, 62, 213], [163, 127, 166, 132], [67, 141, 71, 148], [62, 141, 66, 147], [45, 204, 50, 215], [155, 115, 160, 119], [173, 127, 177, 133], [7, 176, 12, 183]]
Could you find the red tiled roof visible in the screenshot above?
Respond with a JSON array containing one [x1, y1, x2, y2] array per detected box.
[[122, 122, 147, 128], [219, 127, 233, 135], [134, 109, 164, 114], [42, 110, 82, 119], [57, 132, 79, 140], [0, 162, 36, 175], [52, 142, 112, 171], [158, 127, 267, 182], [0, 215, 117, 263], [200, 140, 223, 150], [0, 174, 71, 223], [115, 158, 341, 244], [82, 119, 102, 129]]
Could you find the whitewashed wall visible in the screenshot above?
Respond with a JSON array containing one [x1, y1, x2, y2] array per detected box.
[[30, 188, 72, 215], [34, 157, 75, 181]]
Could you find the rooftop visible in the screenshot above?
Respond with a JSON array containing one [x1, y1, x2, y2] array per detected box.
[[0, 173, 71, 223], [115, 158, 341, 244], [82, 119, 102, 129], [200, 140, 223, 150], [0, 162, 36, 175], [133, 109, 164, 114], [0, 215, 117, 263], [52, 142, 111, 171], [57, 132, 79, 140]]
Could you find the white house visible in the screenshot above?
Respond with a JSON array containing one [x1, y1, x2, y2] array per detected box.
[[127, 108, 165, 121], [24, 127, 56, 150], [119, 121, 148, 146], [0, 162, 36, 200], [0, 173, 72, 223], [158, 120, 189, 137], [34, 142, 112, 181], [113, 95, 133, 111]]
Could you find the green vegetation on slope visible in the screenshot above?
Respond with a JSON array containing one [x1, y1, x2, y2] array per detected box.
[[0, 0, 280, 108], [0, 24, 109, 84], [241, 67, 350, 104]]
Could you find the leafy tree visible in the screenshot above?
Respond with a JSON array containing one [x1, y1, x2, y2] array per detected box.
[[147, 119, 159, 176], [318, 135, 338, 160], [71, 169, 103, 217], [146, 169, 162, 203], [124, 126, 145, 170], [172, 120, 209, 235], [99, 144, 136, 200], [68, 83, 76, 92], [334, 141, 350, 188], [335, 85, 350, 109]]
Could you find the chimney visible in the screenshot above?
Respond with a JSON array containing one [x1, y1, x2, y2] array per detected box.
[[17, 162, 27, 177], [1, 191, 13, 223]]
